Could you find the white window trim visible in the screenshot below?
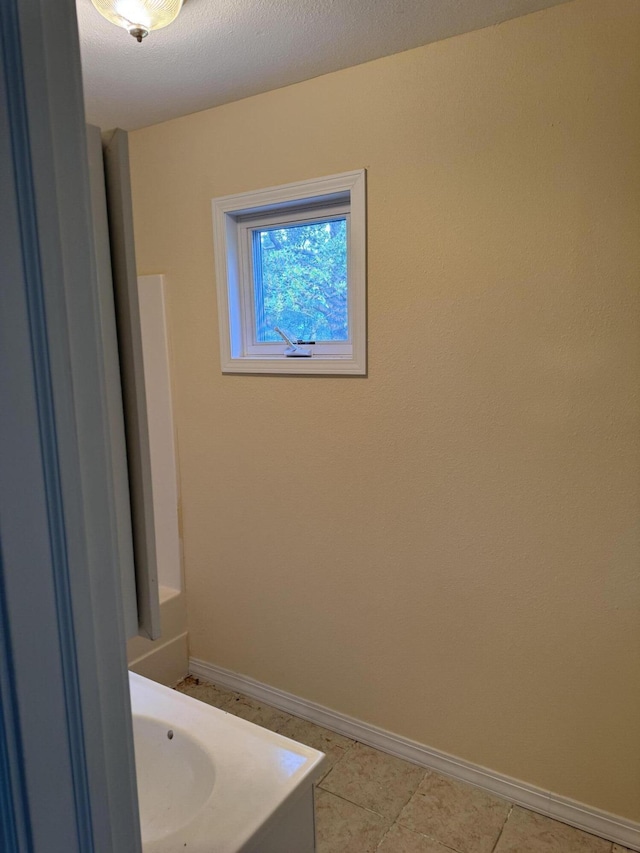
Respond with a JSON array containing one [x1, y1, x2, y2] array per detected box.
[[212, 169, 366, 375]]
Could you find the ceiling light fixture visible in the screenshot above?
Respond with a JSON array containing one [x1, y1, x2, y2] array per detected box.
[[90, 0, 184, 43]]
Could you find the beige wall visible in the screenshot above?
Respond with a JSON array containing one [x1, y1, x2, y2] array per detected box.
[[129, 0, 640, 821]]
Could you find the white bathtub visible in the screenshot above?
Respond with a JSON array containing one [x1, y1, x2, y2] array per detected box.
[[129, 672, 326, 853]]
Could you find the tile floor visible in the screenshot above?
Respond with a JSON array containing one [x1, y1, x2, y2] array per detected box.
[[176, 677, 633, 853]]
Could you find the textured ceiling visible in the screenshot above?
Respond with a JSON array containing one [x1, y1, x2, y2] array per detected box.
[[77, 0, 572, 131]]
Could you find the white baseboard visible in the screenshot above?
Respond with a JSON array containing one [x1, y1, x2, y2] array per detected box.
[[189, 657, 640, 851]]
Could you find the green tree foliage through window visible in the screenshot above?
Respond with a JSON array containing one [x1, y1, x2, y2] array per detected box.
[[253, 217, 348, 342]]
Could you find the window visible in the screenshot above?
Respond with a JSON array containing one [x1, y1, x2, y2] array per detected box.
[[212, 170, 366, 374]]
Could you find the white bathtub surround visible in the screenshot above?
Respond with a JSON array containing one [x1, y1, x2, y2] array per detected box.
[[126, 274, 188, 684], [127, 586, 188, 685], [129, 672, 326, 853], [189, 658, 640, 852], [136, 275, 181, 594]]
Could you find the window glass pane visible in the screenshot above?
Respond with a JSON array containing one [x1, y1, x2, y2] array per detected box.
[[253, 218, 348, 343]]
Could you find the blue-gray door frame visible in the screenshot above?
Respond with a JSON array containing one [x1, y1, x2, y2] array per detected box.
[[0, 1, 142, 851]]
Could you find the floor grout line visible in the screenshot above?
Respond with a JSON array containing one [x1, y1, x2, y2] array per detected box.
[[489, 803, 514, 853], [315, 785, 403, 823], [393, 816, 471, 853], [374, 820, 395, 850], [387, 820, 471, 853], [316, 787, 395, 821]]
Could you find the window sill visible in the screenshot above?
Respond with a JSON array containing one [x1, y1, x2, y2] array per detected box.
[[221, 355, 366, 375]]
